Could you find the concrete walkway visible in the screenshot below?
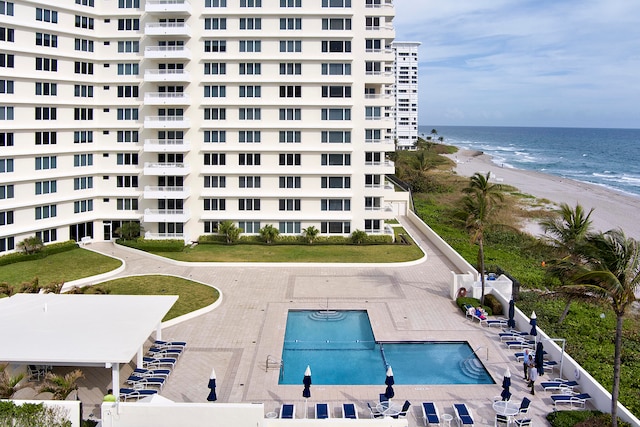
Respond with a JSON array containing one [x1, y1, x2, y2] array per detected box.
[[80, 216, 554, 426]]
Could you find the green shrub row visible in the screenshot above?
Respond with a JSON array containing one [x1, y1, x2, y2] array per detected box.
[[197, 234, 394, 245], [547, 410, 630, 427], [0, 401, 71, 427], [455, 297, 494, 316], [0, 240, 78, 267], [117, 238, 185, 252]]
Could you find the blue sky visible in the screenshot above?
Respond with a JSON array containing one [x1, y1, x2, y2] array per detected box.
[[394, 0, 640, 128]]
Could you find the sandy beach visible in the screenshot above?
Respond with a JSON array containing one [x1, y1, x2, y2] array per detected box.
[[446, 149, 640, 240]]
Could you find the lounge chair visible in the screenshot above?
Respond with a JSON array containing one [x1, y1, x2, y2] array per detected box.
[[541, 379, 578, 392], [500, 331, 528, 342], [153, 340, 187, 349], [119, 387, 158, 401], [422, 402, 440, 426], [551, 393, 591, 409], [126, 375, 166, 389], [453, 403, 474, 426], [543, 360, 558, 371], [484, 318, 509, 328], [280, 403, 295, 419], [143, 356, 177, 369], [132, 368, 171, 378], [315, 403, 330, 419], [505, 339, 535, 349], [367, 402, 384, 419], [148, 346, 183, 358], [392, 400, 411, 419], [342, 402, 358, 419], [515, 350, 546, 362]]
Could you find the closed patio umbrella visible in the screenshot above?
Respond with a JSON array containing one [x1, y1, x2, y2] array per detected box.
[[207, 368, 217, 402], [535, 342, 545, 376], [302, 365, 311, 418], [529, 311, 537, 341], [384, 365, 395, 399], [507, 299, 516, 328], [500, 369, 511, 401]]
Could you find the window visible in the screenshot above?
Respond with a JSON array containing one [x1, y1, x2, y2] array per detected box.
[[36, 57, 57, 71], [35, 180, 57, 195], [204, 221, 220, 233], [204, 108, 226, 120], [240, 0, 261, 6], [239, 85, 261, 97], [280, 0, 301, 6], [75, 38, 94, 52], [322, 0, 350, 6], [0, 210, 14, 225], [365, 16, 380, 28], [205, 18, 227, 29], [322, 18, 351, 30], [322, 85, 351, 98], [321, 108, 351, 120], [0, 236, 15, 252], [1, 2, 14, 16], [117, 198, 138, 210], [365, 151, 382, 164], [75, 15, 94, 29], [279, 40, 301, 52], [118, 0, 140, 7], [35, 107, 57, 120], [204, 40, 226, 52], [239, 63, 260, 74], [279, 131, 301, 143], [36, 33, 57, 47], [205, 0, 226, 6], [365, 174, 382, 187], [74, 131, 93, 143], [117, 63, 139, 75], [117, 85, 139, 97], [365, 197, 382, 210], [238, 199, 260, 211], [279, 85, 301, 98], [321, 199, 350, 211], [279, 176, 301, 188], [279, 108, 301, 121], [279, 153, 301, 166], [238, 176, 260, 188], [74, 85, 93, 97], [0, 27, 14, 42], [117, 153, 138, 165], [365, 106, 382, 120], [204, 62, 226, 74], [238, 153, 260, 165], [322, 131, 351, 143], [240, 18, 261, 30], [322, 40, 351, 53], [74, 176, 93, 190], [321, 221, 350, 234], [117, 108, 139, 120], [279, 199, 301, 211], [74, 199, 93, 213], [239, 40, 261, 52], [118, 41, 139, 53], [0, 132, 13, 146], [0, 158, 13, 172], [116, 176, 138, 187], [204, 199, 226, 210], [0, 80, 14, 94], [118, 18, 140, 30], [204, 85, 226, 97], [365, 129, 382, 142], [321, 176, 350, 188], [76, 0, 95, 6], [365, 219, 381, 232], [204, 130, 226, 143], [239, 108, 260, 120], [238, 221, 260, 233], [36, 8, 58, 23], [74, 108, 94, 120], [321, 153, 350, 165], [0, 53, 14, 68], [0, 106, 14, 120], [204, 153, 226, 165], [280, 18, 301, 30], [365, 39, 382, 52], [35, 204, 57, 220], [279, 221, 301, 234], [238, 131, 260, 143], [204, 176, 226, 188], [279, 63, 301, 75], [36, 229, 57, 243], [117, 131, 138, 142], [74, 61, 94, 74], [73, 154, 93, 166], [0, 184, 13, 199]]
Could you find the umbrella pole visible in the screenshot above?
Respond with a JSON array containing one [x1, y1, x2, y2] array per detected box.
[[305, 398, 308, 419]]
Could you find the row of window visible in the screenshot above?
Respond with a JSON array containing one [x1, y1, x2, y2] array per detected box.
[[202, 40, 353, 53]]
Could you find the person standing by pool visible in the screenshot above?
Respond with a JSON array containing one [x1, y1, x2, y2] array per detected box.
[[527, 356, 538, 395], [522, 349, 531, 381]]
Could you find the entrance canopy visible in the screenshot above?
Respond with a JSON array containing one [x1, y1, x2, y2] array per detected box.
[[0, 293, 178, 366]]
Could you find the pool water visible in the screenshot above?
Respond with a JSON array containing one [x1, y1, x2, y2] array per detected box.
[[279, 310, 494, 385]]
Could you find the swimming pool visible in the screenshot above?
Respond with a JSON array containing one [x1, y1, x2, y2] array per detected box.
[[279, 310, 494, 385]]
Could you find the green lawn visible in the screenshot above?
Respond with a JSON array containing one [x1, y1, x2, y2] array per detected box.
[[95, 275, 219, 321], [154, 241, 424, 263], [2, 248, 122, 287]]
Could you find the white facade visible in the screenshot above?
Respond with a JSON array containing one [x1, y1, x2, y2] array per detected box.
[[0, 0, 398, 251], [391, 41, 419, 150]]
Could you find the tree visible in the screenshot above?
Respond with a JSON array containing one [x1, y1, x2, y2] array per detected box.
[[459, 172, 504, 305], [562, 229, 640, 427], [40, 370, 84, 400], [115, 221, 143, 240], [541, 203, 594, 323], [17, 236, 43, 255], [430, 129, 438, 140], [259, 224, 279, 244], [217, 220, 241, 244], [351, 230, 367, 245], [302, 226, 320, 245]]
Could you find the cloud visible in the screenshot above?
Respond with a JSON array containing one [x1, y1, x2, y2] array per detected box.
[[393, 0, 640, 127]]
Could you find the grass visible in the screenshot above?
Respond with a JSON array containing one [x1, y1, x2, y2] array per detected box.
[[94, 275, 219, 321], [1, 248, 122, 287]]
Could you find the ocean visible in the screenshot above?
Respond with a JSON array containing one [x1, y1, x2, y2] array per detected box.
[[418, 126, 640, 199]]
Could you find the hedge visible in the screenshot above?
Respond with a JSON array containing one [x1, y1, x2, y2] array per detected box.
[[117, 238, 185, 252], [0, 401, 72, 427], [455, 296, 494, 316], [196, 234, 394, 245], [0, 240, 78, 267]]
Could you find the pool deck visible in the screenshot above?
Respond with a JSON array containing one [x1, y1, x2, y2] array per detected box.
[[76, 216, 558, 426]]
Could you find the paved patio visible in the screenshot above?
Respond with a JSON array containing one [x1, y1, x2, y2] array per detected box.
[[77, 216, 557, 426]]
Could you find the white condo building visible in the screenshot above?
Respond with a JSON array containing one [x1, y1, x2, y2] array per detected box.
[[391, 40, 419, 150], [0, 0, 400, 252]]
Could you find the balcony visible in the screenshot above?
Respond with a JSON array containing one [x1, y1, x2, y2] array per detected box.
[[365, 137, 394, 145], [143, 162, 190, 176], [144, 186, 189, 199], [145, 0, 192, 14], [144, 92, 190, 106], [144, 46, 191, 60], [145, 231, 189, 242], [365, 159, 395, 174], [145, 22, 191, 36], [144, 139, 190, 152], [144, 116, 190, 129], [144, 69, 191, 82], [143, 209, 190, 223]]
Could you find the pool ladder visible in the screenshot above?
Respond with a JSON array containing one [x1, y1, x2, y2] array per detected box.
[[266, 355, 283, 373]]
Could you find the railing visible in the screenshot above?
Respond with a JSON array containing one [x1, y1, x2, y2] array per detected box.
[[266, 355, 283, 372], [145, 138, 186, 146], [464, 346, 489, 362], [145, 116, 186, 122], [144, 92, 189, 101], [145, 46, 189, 53], [144, 162, 186, 169], [146, 22, 187, 29], [145, 69, 189, 77], [147, 0, 189, 5], [144, 186, 185, 192]]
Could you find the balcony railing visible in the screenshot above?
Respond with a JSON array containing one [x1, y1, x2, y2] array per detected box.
[[144, 138, 190, 152], [144, 116, 190, 128], [144, 46, 191, 59], [144, 69, 191, 82], [143, 162, 190, 175], [144, 92, 190, 105], [145, 0, 192, 13], [143, 185, 189, 199], [145, 22, 191, 36]]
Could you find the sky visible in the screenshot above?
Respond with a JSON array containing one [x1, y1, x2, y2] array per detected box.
[[393, 0, 640, 128]]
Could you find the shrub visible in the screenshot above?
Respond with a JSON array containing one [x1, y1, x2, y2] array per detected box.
[[0, 401, 71, 427], [198, 234, 226, 244], [365, 234, 394, 244], [547, 410, 631, 427], [0, 241, 77, 267], [455, 297, 493, 316], [484, 294, 503, 315], [117, 238, 185, 252], [351, 230, 367, 245]]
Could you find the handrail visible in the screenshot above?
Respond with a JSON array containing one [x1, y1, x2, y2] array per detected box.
[[266, 355, 282, 372], [464, 346, 488, 362]]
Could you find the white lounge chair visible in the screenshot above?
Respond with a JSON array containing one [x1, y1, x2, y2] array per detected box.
[[341, 402, 358, 419], [422, 402, 440, 425], [280, 403, 295, 419], [453, 403, 474, 426], [551, 392, 591, 409]]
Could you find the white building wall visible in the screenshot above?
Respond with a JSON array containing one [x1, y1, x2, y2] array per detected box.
[[0, 0, 398, 252], [391, 41, 419, 150]]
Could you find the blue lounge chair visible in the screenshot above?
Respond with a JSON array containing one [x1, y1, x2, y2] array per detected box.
[[422, 402, 440, 425], [126, 375, 166, 389], [505, 339, 535, 349], [148, 346, 183, 358], [133, 368, 171, 378], [543, 360, 558, 371], [119, 388, 158, 401], [541, 380, 578, 392], [143, 356, 177, 368], [453, 403, 474, 426], [514, 350, 546, 362], [153, 340, 186, 349], [551, 393, 591, 409], [280, 403, 295, 419], [484, 318, 508, 328], [342, 402, 358, 419], [315, 403, 330, 419]]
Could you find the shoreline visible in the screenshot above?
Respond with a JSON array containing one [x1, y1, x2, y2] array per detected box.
[[445, 149, 640, 240]]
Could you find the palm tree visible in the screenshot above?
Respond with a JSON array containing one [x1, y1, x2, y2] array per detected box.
[[116, 221, 143, 240], [302, 226, 320, 244], [541, 203, 594, 323], [40, 369, 84, 400], [460, 172, 504, 305], [430, 128, 438, 140], [217, 220, 241, 244], [562, 229, 640, 427], [259, 224, 279, 244], [17, 236, 43, 254]]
